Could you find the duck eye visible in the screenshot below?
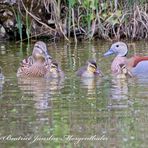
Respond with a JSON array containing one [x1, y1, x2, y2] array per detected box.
[[116, 45, 119, 47]]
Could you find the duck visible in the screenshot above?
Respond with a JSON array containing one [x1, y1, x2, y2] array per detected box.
[[116, 64, 133, 79], [17, 41, 54, 77], [76, 60, 103, 78], [46, 61, 64, 79], [20, 41, 52, 68], [17, 45, 48, 77], [104, 41, 148, 76]]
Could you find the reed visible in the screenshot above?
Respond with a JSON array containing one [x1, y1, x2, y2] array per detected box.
[[4, 0, 147, 42], [25, 11, 31, 42], [12, 8, 23, 41]]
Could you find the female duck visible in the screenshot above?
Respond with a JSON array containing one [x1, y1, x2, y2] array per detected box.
[[21, 41, 52, 68], [17, 41, 53, 77], [76, 60, 103, 78], [104, 42, 148, 76], [17, 47, 48, 77]]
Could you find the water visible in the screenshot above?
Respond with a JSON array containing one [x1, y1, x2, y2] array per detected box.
[[0, 41, 148, 147]]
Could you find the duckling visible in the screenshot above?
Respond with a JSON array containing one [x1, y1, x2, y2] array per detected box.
[[76, 60, 103, 78], [116, 64, 133, 79], [46, 61, 64, 78]]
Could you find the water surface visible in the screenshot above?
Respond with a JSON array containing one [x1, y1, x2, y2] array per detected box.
[[0, 41, 148, 147]]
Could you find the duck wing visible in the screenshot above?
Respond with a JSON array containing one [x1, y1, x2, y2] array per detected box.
[[132, 56, 148, 67], [76, 66, 87, 76]]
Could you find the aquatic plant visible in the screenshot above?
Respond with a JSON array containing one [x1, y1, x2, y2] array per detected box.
[[25, 11, 31, 42], [13, 8, 23, 41]]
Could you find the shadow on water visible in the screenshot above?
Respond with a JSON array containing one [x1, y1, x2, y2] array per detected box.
[[0, 41, 148, 147]]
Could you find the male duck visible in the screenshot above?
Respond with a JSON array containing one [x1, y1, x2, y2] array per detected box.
[[17, 41, 53, 77], [76, 60, 103, 78], [104, 42, 148, 76]]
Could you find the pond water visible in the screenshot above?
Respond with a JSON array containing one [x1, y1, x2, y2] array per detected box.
[[0, 40, 148, 147]]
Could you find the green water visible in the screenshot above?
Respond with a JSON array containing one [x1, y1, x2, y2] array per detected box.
[[0, 41, 148, 148]]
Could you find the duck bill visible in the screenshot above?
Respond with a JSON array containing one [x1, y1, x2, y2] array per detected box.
[[104, 49, 114, 57], [96, 69, 104, 77], [46, 54, 52, 59], [44, 53, 52, 62]]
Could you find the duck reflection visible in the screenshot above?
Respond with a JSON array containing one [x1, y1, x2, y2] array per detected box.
[[17, 76, 64, 128], [107, 76, 130, 110], [0, 67, 5, 95], [80, 78, 102, 95], [80, 78, 96, 94], [18, 76, 64, 104], [0, 44, 6, 55], [47, 77, 64, 94], [18, 77, 51, 110]]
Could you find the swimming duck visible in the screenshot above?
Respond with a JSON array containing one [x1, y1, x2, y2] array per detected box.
[[104, 42, 148, 76], [21, 41, 52, 68], [46, 61, 64, 78], [76, 60, 103, 78], [17, 46, 48, 77], [116, 64, 133, 79]]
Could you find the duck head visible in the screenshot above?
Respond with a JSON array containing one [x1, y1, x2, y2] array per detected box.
[[87, 61, 97, 73], [118, 64, 133, 77], [32, 41, 48, 62], [32, 41, 52, 61], [50, 62, 59, 73], [87, 60, 103, 76], [33, 48, 47, 63], [104, 42, 128, 57], [47, 61, 64, 78]]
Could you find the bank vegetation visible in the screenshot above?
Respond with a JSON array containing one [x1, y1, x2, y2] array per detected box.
[[0, 0, 147, 42]]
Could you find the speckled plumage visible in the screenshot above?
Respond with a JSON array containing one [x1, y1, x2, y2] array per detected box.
[[17, 41, 51, 78]]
